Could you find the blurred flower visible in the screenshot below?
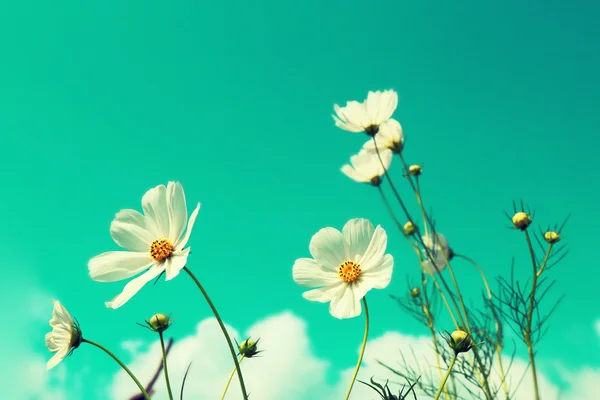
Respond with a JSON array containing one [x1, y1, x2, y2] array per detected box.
[[88, 181, 201, 309], [333, 90, 398, 136], [420, 233, 452, 274], [45, 300, 82, 370], [544, 231, 560, 244], [363, 119, 404, 153], [341, 148, 392, 186], [292, 218, 394, 319], [511, 211, 532, 231]]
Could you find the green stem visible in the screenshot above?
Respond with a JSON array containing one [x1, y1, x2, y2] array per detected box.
[[343, 297, 370, 400], [82, 338, 151, 400], [183, 266, 249, 400], [219, 355, 245, 400], [434, 353, 458, 400], [523, 231, 553, 400], [159, 332, 174, 400]]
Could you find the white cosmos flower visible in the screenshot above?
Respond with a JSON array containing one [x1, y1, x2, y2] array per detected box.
[[88, 181, 200, 309], [45, 300, 82, 370], [292, 218, 394, 319], [333, 90, 398, 135], [362, 118, 404, 153], [420, 233, 452, 274], [341, 148, 392, 185]]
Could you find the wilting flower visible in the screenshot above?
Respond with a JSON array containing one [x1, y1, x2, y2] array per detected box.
[[45, 300, 82, 370], [88, 181, 200, 309], [333, 90, 398, 136], [420, 233, 452, 274], [292, 218, 394, 319], [362, 119, 404, 153], [341, 148, 392, 186]]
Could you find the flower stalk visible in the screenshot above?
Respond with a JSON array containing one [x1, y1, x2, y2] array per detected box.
[[343, 297, 370, 400]]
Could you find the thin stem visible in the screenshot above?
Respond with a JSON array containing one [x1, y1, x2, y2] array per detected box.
[[523, 231, 553, 400], [343, 297, 370, 400], [220, 355, 245, 400], [183, 266, 249, 400], [159, 332, 174, 400], [373, 142, 461, 328], [376, 185, 405, 234], [82, 338, 151, 400], [434, 353, 458, 400]]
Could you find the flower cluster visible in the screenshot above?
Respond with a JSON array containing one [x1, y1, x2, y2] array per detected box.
[[44, 89, 567, 400]]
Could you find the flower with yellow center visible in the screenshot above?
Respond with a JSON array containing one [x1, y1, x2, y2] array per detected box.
[[292, 218, 394, 319], [45, 300, 82, 370], [341, 148, 392, 186], [420, 233, 452, 275], [88, 181, 201, 309], [333, 90, 398, 136], [362, 119, 404, 153]]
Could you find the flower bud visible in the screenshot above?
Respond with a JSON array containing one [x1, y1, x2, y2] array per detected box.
[[408, 165, 422, 176], [403, 221, 416, 236], [543, 231, 560, 244], [511, 212, 532, 230], [237, 337, 262, 358], [148, 313, 171, 333], [410, 287, 421, 298], [444, 329, 474, 354]]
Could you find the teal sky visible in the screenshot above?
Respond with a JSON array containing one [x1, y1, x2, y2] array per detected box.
[[2, 0, 599, 398]]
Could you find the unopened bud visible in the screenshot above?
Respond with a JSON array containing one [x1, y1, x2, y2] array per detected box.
[[237, 338, 262, 358], [410, 288, 421, 298], [543, 231, 560, 244], [444, 329, 474, 354], [148, 313, 171, 333], [403, 221, 416, 236], [408, 165, 422, 176], [511, 212, 532, 230]]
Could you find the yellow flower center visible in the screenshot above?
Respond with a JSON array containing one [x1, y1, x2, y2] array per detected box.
[[338, 260, 361, 283], [150, 238, 174, 261]]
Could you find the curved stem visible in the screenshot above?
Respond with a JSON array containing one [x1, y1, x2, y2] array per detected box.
[[183, 266, 249, 400], [159, 332, 174, 400], [82, 338, 151, 400], [219, 355, 245, 400], [343, 297, 370, 400], [434, 354, 457, 400]]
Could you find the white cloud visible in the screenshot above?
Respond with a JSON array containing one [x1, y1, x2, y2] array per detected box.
[[110, 312, 600, 400]]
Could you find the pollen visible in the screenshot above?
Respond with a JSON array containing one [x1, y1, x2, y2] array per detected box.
[[338, 260, 361, 283], [150, 238, 174, 261]]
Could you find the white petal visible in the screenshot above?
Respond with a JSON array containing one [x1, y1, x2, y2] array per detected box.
[[167, 182, 188, 243], [341, 164, 369, 183], [47, 349, 68, 370], [142, 184, 170, 235], [354, 254, 394, 299], [302, 282, 345, 303], [293, 258, 339, 287], [88, 251, 154, 282], [164, 249, 190, 281], [329, 284, 361, 319], [309, 227, 348, 271], [105, 264, 165, 309], [358, 225, 388, 271], [110, 215, 154, 252], [176, 202, 200, 249], [342, 218, 375, 258]]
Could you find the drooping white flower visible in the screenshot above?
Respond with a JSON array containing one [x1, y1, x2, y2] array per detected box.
[[333, 90, 398, 136], [362, 118, 404, 154], [45, 300, 82, 370], [88, 181, 200, 309], [420, 233, 453, 274], [341, 148, 392, 186], [292, 218, 394, 319]]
